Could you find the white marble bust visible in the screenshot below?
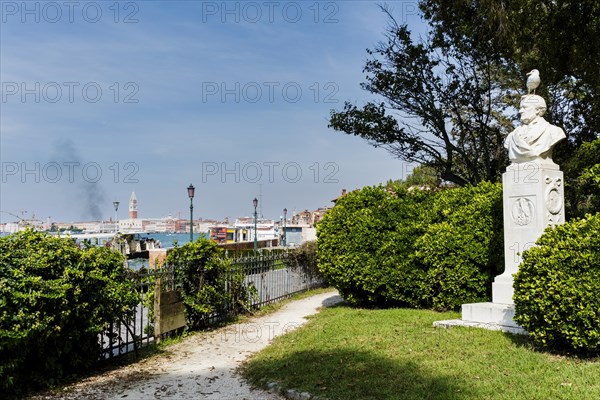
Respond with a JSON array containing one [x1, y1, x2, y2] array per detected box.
[[504, 94, 566, 166]]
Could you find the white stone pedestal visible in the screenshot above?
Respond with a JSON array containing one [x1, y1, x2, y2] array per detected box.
[[492, 162, 564, 305], [435, 161, 564, 334]]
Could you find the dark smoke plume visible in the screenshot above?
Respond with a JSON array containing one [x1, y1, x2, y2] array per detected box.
[[51, 139, 106, 220]]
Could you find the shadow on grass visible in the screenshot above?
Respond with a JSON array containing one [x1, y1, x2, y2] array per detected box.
[[503, 330, 535, 350], [321, 293, 345, 308], [503, 330, 600, 360], [246, 348, 473, 400]]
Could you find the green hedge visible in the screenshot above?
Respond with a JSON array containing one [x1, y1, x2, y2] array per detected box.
[[514, 213, 600, 355], [317, 182, 503, 310], [0, 230, 138, 394], [415, 182, 504, 310], [317, 185, 429, 306]]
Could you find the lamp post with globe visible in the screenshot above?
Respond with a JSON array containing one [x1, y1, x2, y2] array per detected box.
[[187, 184, 195, 243]]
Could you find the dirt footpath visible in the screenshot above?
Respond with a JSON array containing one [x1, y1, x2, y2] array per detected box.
[[31, 290, 342, 400]]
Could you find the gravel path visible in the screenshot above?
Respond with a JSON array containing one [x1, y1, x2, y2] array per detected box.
[[31, 290, 342, 400]]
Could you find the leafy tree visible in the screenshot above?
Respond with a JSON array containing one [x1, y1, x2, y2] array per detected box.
[[404, 165, 441, 188], [564, 138, 600, 218], [386, 164, 441, 190], [419, 0, 600, 159], [329, 5, 515, 186], [317, 184, 430, 306], [332, 2, 599, 189]]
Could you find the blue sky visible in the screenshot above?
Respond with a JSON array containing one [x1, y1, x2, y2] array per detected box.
[[1, 1, 425, 223]]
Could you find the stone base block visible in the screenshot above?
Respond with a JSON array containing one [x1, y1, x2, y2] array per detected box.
[[492, 279, 514, 304], [462, 302, 518, 326], [433, 302, 527, 335], [433, 319, 527, 335]]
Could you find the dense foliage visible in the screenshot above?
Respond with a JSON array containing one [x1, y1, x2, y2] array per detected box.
[[317, 185, 426, 306], [329, 5, 515, 186], [420, 0, 600, 150], [514, 214, 600, 355], [564, 138, 600, 218], [330, 3, 599, 188], [285, 241, 322, 282], [317, 182, 503, 310], [0, 230, 138, 394], [415, 182, 504, 309], [165, 238, 253, 329]]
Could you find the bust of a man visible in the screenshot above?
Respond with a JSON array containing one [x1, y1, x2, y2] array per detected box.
[[504, 95, 566, 165]]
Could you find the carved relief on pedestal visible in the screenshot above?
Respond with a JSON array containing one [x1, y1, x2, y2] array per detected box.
[[511, 197, 535, 226], [545, 176, 563, 225]]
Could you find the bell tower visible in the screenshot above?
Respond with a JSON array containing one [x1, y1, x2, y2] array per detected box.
[[129, 192, 138, 219]]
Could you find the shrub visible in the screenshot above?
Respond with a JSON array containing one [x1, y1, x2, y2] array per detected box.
[[165, 238, 252, 329], [317, 185, 431, 306], [0, 230, 138, 394], [513, 213, 600, 355], [317, 182, 503, 310], [415, 182, 504, 310], [286, 241, 322, 282]]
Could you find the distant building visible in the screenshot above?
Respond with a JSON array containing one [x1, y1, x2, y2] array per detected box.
[[129, 192, 138, 219], [120, 191, 142, 233], [292, 210, 312, 226], [209, 225, 237, 244], [119, 218, 143, 233], [290, 207, 331, 227], [208, 218, 277, 245], [234, 218, 277, 243], [331, 188, 348, 204], [142, 217, 177, 233], [0, 222, 21, 233]]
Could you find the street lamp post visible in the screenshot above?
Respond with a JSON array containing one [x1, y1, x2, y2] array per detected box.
[[113, 201, 120, 234], [188, 184, 195, 243], [253, 197, 258, 251], [283, 207, 287, 247]]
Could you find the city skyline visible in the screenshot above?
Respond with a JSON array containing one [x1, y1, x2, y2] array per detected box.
[[0, 1, 426, 222], [0, 188, 338, 226]]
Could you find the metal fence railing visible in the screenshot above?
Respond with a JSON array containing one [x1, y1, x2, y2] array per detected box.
[[99, 248, 322, 360], [230, 249, 322, 308], [99, 265, 174, 359]]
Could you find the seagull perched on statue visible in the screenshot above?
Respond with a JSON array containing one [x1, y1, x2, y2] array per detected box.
[[526, 69, 541, 94]]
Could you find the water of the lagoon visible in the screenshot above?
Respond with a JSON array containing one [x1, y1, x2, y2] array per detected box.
[[147, 232, 208, 249], [126, 232, 209, 270]]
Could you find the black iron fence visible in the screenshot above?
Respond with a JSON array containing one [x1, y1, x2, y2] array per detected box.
[[99, 248, 322, 359], [99, 265, 174, 359], [231, 249, 322, 307]]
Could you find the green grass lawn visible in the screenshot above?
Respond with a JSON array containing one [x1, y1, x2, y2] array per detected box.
[[242, 303, 600, 400]]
